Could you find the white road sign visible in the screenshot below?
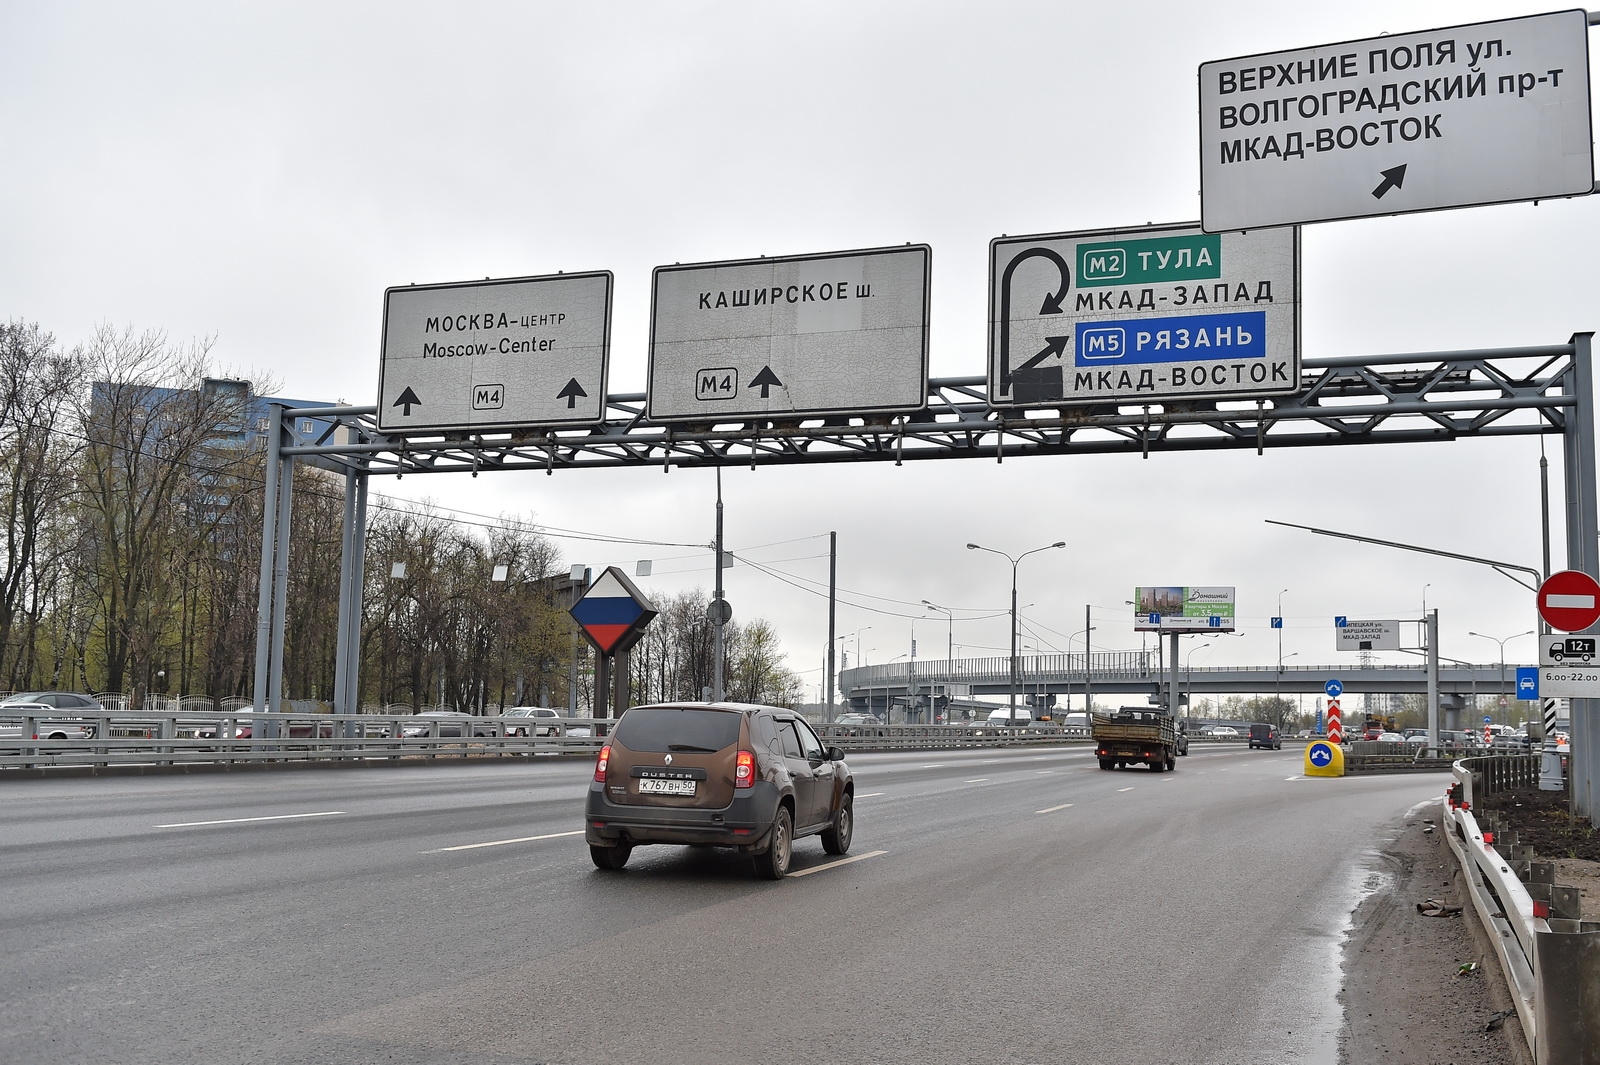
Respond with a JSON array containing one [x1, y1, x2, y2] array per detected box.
[[989, 223, 1298, 406], [647, 245, 930, 422], [378, 272, 611, 433], [1199, 9, 1594, 232], [1336, 619, 1401, 651], [1537, 635, 1600, 696]]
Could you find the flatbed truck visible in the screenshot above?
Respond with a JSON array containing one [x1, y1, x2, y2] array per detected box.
[[1092, 707, 1185, 772]]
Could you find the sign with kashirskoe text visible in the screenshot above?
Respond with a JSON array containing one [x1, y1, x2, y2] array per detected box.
[[1199, 9, 1594, 231], [648, 245, 931, 422], [989, 223, 1298, 406]]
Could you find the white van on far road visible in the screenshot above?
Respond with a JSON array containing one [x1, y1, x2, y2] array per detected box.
[[985, 707, 1033, 728]]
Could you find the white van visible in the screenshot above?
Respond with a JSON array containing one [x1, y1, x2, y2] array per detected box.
[[985, 706, 1033, 727]]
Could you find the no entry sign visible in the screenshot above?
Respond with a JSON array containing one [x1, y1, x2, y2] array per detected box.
[[1537, 570, 1600, 633]]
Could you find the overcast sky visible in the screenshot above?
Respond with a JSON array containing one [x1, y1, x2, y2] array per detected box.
[[4, 1, 1596, 702]]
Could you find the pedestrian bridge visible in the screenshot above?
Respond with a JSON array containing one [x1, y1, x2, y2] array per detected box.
[[840, 651, 1525, 719]]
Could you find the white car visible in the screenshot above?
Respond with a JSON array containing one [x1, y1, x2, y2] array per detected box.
[[1208, 726, 1239, 738], [503, 706, 561, 737], [1376, 732, 1405, 742]]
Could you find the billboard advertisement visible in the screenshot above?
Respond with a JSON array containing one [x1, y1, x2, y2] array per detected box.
[[1134, 586, 1236, 632]]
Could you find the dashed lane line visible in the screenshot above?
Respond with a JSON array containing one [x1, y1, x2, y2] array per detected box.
[[964, 778, 990, 783], [1116, 787, 1135, 793], [157, 811, 343, 829], [1035, 803, 1075, 814], [856, 792, 885, 798], [790, 849, 887, 877], [428, 829, 585, 853]]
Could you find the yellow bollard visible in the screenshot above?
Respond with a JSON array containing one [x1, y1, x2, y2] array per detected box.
[[1303, 739, 1345, 777]]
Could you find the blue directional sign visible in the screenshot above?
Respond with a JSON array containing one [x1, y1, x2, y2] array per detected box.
[[1148, 613, 1160, 625], [1324, 678, 1343, 698], [1308, 742, 1334, 767], [1208, 615, 1222, 628], [1335, 616, 1347, 627], [1271, 616, 1282, 629], [1517, 667, 1539, 699], [1484, 715, 1494, 725]]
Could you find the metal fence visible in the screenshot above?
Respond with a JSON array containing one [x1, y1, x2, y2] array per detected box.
[[1445, 754, 1599, 1065]]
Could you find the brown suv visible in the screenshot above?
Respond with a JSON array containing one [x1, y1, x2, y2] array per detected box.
[[585, 702, 854, 879]]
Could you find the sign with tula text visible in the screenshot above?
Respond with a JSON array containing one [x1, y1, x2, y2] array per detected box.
[[378, 272, 612, 433], [648, 245, 931, 422], [1133, 586, 1237, 632], [1199, 9, 1594, 231], [988, 223, 1298, 406]]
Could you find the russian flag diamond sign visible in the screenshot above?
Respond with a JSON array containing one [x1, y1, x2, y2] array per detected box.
[[570, 567, 658, 655]]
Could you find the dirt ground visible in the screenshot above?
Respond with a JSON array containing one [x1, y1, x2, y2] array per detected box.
[[1473, 785, 1600, 921], [1339, 813, 1532, 1065]]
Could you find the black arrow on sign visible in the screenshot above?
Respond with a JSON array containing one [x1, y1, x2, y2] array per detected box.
[[1371, 164, 1408, 199], [1011, 335, 1072, 377], [557, 378, 587, 409], [393, 386, 422, 416], [998, 247, 1071, 390], [751, 365, 784, 398]]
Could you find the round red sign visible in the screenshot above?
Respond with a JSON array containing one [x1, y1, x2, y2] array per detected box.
[[1537, 569, 1600, 632]]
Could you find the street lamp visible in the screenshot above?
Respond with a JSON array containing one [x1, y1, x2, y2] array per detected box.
[[1468, 629, 1536, 726], [968, 541, 1067, 725], [1068, 624, 1096, 716], [923, 600, 954, 723], [1185, 643, 1213, 721], [1275, 652, 1299, 729]]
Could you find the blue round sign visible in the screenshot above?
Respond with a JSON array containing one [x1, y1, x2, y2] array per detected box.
[[1324, 678, 1343, 698], [1309, 742, 1334, 767]]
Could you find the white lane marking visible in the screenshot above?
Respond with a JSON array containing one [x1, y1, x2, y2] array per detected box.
[[964, 778, 989, 783], [1036, 770, 1056, 774], [1036, 803, 1074, 814], [1116, 787, 1135, 793], [979, 759, 1002, 764], [157, 811, 343, 829], [856, 792, 885, 798], [922, 764, 945, 768], [1285, 775, 1305, 781], [429, 829, 585, 853], [790, 849, 887, 877]]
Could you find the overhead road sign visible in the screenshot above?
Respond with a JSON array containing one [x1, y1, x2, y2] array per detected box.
[[1133, 586, 1236, 632], [989, 223, 1298, 406], [1538, 569, 1600, 632], [1336, 619, 1400, 651], [378, 272, 612, 433], [569, 567, 658, 656], [1199, 9, 1594, 232], [647, 245, 931, 422]]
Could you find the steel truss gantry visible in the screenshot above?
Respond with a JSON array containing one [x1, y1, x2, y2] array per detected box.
[[252, 337, 1600, 820]]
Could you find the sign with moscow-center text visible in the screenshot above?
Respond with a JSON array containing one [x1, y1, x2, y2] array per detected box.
[[1199, 9, 1593, 232], [989, 223, 1298, 406], [378, 272, 611, 433], [647, 245, 931, 422]]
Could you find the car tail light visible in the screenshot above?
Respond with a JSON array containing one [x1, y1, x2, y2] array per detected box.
[[594, 745, 611, 782], [735, 750, 755, 788]]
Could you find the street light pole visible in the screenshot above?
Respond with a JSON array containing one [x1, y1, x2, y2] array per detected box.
[[968, 541, 1066, 726], [923, 600, 954, 722], [1468, 629, 1536, 727]]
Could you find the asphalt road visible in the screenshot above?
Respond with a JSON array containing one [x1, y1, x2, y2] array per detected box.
[[0, 745, 1448, 1065]]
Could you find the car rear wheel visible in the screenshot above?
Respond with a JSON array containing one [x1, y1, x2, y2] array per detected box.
[[821, 794, 853, 855], [754, 806, 792, 880], [1149, 759, 1164, 772], [1166, 756, 1176, 771], [590, 843, 632, 871]]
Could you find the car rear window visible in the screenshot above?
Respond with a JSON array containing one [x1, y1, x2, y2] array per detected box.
[[612, 707, 742, 753]]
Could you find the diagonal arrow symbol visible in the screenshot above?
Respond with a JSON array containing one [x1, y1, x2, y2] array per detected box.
[[1011, 336, 1071, 376], [393, 386, 421, 416], [1371, 164, 1407, 199], [750, 365, 783, 398], [556, 377, 587, 409]]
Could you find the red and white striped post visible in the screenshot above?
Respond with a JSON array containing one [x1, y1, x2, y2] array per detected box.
[[1327, 697, 1342, 743]]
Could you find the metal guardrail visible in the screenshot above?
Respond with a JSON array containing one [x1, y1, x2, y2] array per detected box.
[[0, 712, 610, 770], [1444, 754, 1600, 1065], [0, 714, 1264, 771]]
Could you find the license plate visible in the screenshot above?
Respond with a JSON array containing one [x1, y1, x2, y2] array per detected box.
[[638, 778, 696, 796]]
